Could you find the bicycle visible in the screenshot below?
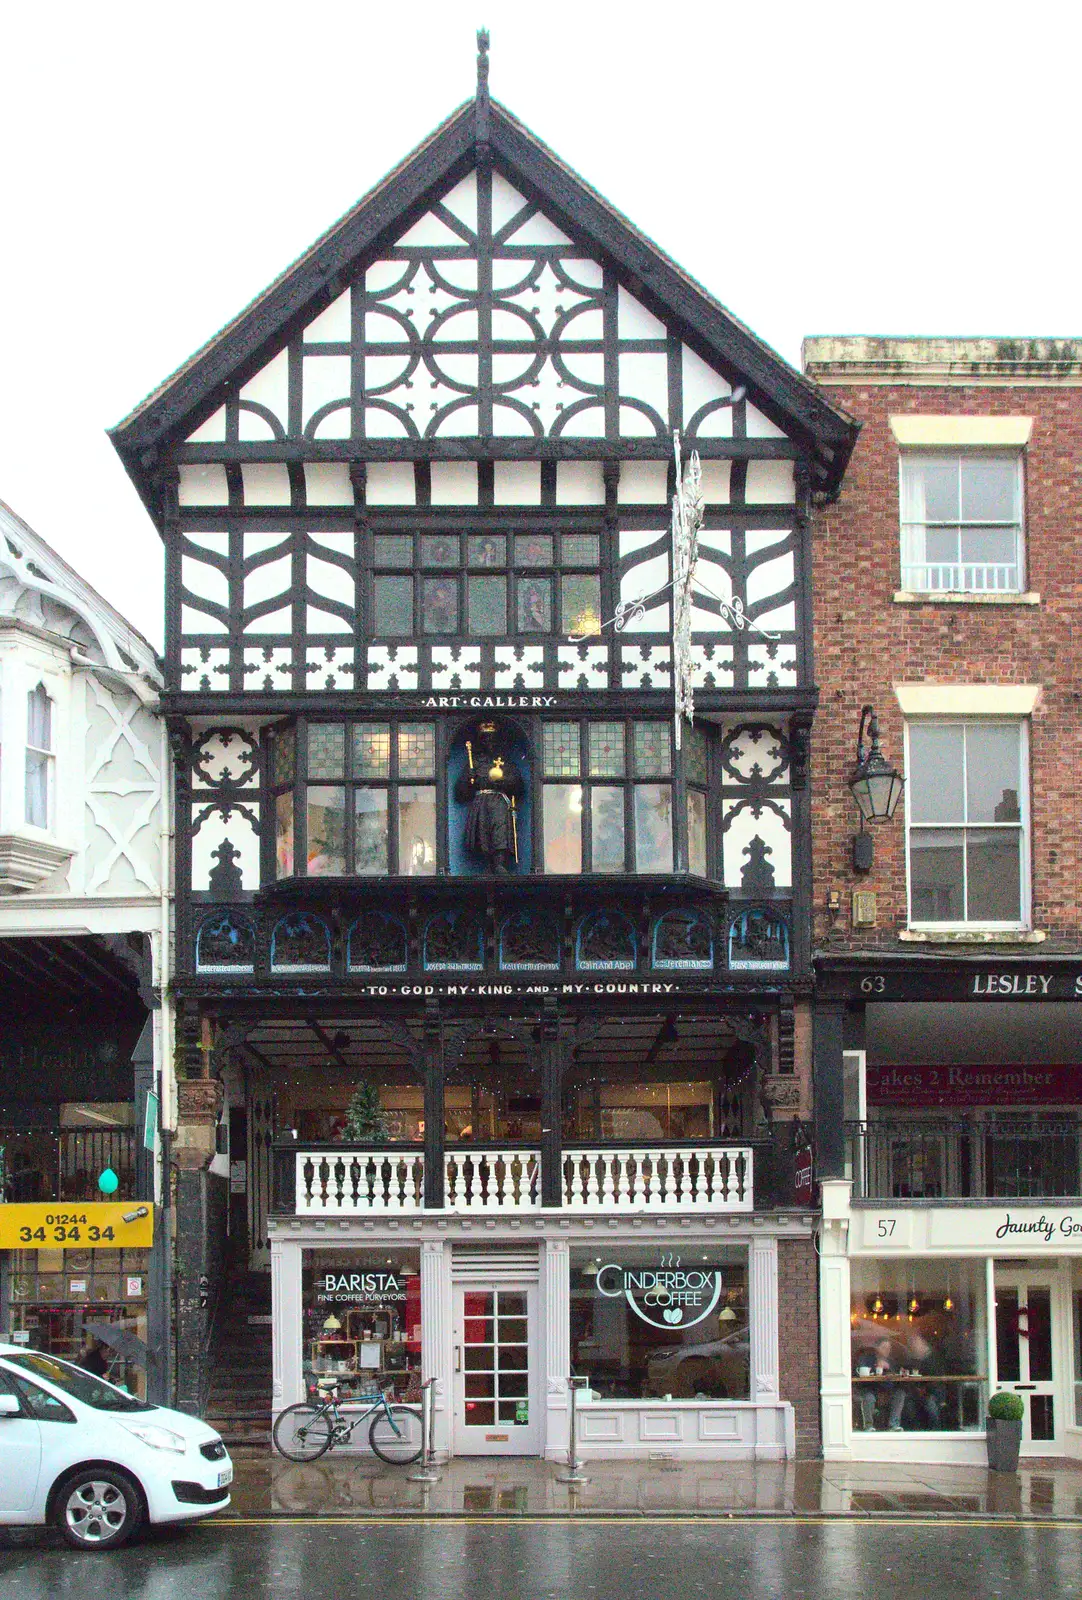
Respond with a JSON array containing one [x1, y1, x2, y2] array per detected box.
[[272, 1379, 423, 1465]]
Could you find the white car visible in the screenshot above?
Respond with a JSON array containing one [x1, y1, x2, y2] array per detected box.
[[0, 1344, 232, 1550]]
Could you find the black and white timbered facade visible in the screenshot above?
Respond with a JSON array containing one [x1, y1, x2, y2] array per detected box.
[[112, 49, 856, 1459]]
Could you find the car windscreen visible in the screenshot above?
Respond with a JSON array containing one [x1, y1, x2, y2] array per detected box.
[[2, 1352, 155, 1412]]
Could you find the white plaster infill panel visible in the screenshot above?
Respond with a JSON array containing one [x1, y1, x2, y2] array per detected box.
[[894, 683, 1041, 717], [848, 1203, 1082, 1256]]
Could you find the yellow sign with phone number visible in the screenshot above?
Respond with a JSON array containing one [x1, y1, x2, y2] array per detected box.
[[0, 1202, 154, 1250]]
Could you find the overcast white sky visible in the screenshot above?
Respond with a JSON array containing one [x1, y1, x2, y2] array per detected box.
[[1, 0, 1077, 648]]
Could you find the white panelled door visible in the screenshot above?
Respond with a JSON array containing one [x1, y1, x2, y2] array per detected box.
[[452, 1283, 540, 1456]]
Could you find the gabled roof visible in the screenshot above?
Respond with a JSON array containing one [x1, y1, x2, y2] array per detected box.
[[0, 497, 161, 688], [110, 93, 858, 516]]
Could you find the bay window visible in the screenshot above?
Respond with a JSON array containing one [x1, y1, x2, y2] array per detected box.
[[25, 682, 53, 829], [541, 719, 679, 875]]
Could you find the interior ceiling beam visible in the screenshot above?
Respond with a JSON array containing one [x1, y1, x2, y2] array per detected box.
[[306, 1019, 354, 1074]]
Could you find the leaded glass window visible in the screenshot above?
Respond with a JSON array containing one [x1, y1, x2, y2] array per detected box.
[[543, 723, 581, 778]]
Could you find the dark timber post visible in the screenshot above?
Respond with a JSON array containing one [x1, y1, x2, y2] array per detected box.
[[423, 1002, 444, 1209], [813, 1000, 847, 1180], [540, 998, 563, 1208]]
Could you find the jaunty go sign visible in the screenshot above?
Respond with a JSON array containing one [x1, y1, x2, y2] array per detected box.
[[0, 1203, 154, 1250]]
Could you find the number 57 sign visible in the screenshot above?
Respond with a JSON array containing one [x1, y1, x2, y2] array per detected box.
[[0, 1203, 154, 1249]]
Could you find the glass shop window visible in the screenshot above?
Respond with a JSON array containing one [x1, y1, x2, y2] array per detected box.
[[371, 530, 601, 639], [564, 1079, 715, 1142], [6, 1247, 151, 1399], [540, 720, 676, 874], [301, 1248, 421, 1402], [570, 1246, 749, 1402], [849, 1259, 987, 1433]]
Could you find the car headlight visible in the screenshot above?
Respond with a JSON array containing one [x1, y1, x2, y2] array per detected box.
[[120, 1421, 188, 1454]]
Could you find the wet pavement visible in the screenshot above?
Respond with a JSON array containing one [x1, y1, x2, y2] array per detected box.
[[220, 1449, 1082, 1520], [3, 1519, 1082, 1599]]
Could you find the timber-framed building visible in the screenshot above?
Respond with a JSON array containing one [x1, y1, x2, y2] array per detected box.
[[111, 44, 857, 1457]]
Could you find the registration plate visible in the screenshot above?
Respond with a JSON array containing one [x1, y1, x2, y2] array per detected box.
[[217, 1466, 233, 1489]]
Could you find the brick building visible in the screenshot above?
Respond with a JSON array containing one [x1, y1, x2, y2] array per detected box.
[[804, 337, 1082, 1465]]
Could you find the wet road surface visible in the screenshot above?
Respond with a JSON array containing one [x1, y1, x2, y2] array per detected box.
[[3, 1518, 1082, 1599]]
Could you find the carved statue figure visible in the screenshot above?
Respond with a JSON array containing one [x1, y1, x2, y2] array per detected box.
[[453, 722, 525, 875]]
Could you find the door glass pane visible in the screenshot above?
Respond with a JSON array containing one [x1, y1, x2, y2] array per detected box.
[[399, 786, 436, 876], [965, 725, 1020, 822], [354, 789, 389, 875], [499, 1293, 526, 1317], [561, 574, 601, 636], [591, 786, 625, 872], [910, 829, 964, 921], [516, 576, 551, 633], [1027, 1288, 1053, 1382], [307, 787, 346, 876], [373, 575, 413, 635], [967, 830, 1021, 921], [468, 576, 507, 634], [422, 578, 458, 634], [688, 790, 707, 876], [996, 1287, 1020, 1382], [634, 784, 673, 872], [908, 726, 964, 823], [543, 785, 582, 873], [465, 1374, 495, 1398], [1030, 1393, 1055, 1440]]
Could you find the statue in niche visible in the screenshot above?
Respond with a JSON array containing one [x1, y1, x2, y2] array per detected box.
[[454, 722, 525, 875]]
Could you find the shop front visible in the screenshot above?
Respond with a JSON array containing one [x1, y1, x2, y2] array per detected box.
[[269, 1213, 809, 1461]]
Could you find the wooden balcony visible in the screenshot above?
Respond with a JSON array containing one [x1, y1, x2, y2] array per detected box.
[[284, 1141, 754, 1217]]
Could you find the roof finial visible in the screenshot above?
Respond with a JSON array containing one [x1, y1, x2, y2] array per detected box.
[[475, 27, 491, 147]]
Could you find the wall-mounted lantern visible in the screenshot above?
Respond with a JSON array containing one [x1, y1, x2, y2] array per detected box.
[[848, 705, 904, 872]]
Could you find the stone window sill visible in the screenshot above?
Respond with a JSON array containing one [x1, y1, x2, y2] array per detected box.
[[893, 591, 1040, 606], [0, 833, 74, 892], [899, 928, 1046, 945]]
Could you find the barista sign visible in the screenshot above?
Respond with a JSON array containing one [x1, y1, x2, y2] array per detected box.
[[318, 1271, 406, 1305], [596, 1255, 723, 1330]]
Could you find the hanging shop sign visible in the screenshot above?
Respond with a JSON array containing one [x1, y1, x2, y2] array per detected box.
[[0, 1203, 154, 1250], [866, 1063, 1082, 1109], [316, 1271, 407, 1306], [596, 1257, 723, 1330]]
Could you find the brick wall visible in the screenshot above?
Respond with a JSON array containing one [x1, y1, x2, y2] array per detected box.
[[778, 1236, 820, 1454], [808, 379, 1082, 950]]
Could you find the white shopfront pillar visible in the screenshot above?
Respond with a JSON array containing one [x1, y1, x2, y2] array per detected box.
[[421, 1239, 452, 1458], [819, 1179, 853, 1458], [271, 1234, 303, 1415], [749, 1234, 780, 1400], [543, 1239, 570, 1457]]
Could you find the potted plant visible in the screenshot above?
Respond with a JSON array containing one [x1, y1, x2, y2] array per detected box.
[[986, 1390, 1024, 1472], [340, 1079, 390, 1143]]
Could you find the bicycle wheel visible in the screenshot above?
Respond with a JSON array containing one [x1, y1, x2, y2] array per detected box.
[[368, 1404, 423, 1465], [273, 1402, 335, 1462]]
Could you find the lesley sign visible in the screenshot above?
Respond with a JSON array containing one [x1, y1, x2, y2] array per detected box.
[[596, 1258, 723, 1329]]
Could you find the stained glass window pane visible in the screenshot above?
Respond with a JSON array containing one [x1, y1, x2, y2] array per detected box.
[[399, 786, 437, 876], [307, 786, 347, 876], [374, 576, 413, 635], [373, 535, 412, 568], [591, 786, 625, 872], [353, 723, 390, 779], [543, 785, 582, 874], [542, 723, 581, 778], [561, 574, 601, 637], [354, 788, 389, 875], [516, 576, 552, 633], [398, 723, 435, 778], [422, 578, 459, 634], [685, 726, 709, 787], [588, 723, 625, 777], [561, 535, 599, 567], [421, 534, 460, 568], [688, 790, 707, 876], [467, 534, 506, 569], [634, 722, 672, 779], [468, 576, 507, 635], [514, 534, 553, 568], [308, 724, 345, 779], [634, 784, 673, 872], [272, 726, 295, 786], [276, 791, 294, 877]]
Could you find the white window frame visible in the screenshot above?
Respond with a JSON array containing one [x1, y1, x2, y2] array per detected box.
[[903, 717, 1031, 931], [898, 451, 1025, 595], [24, 680, 55, 833]]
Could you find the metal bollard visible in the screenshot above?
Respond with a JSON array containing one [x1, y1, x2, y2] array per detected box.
[[407, 1376, 441, 1483], [555, 1375, 589, 1484]]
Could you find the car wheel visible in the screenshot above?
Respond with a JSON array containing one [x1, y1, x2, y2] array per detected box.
[[55, 1468, 144, 1551]]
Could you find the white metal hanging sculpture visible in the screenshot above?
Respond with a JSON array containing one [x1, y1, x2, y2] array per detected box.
[[671, 431, 705, 750]]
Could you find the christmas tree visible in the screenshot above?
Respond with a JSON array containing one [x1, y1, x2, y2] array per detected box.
[[341, 1079, 389, 1142]]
